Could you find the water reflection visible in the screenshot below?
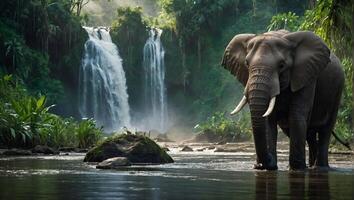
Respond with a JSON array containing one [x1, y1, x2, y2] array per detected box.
[[255, 172, 277, 200], [254, 171, 335, 200], [288, 171, 306, 200], [0, 153, 353, 199], [309, 171, 331, 200]]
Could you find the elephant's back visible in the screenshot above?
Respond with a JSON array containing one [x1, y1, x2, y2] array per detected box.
[[309, 53, 344, 128]]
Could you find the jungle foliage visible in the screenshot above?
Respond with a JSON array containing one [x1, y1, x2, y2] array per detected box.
[[0, 0, 352, 145], [194, 111, 252, 141], [0, 0, 87, 116], [0, 75, 103, 148]]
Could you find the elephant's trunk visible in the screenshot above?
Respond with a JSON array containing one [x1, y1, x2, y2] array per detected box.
[[247, 68, 276, 169]]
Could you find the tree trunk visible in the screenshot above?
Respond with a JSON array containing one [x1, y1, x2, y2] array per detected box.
[[308, 0, 316, 9], [179, 41, 187, 93], [351, 3, 354, 130], [234, 0, 240, 20], [197, 37, 201, 70], [273, 0, 278, 14], [252, 0, 257, 17]]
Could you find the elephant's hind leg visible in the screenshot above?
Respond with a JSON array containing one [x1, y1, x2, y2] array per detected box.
[[315, 128, 331, 168], [315, 85, 343, 169]]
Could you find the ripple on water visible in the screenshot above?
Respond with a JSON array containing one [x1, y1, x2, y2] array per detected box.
[[0, 149, 353, 200]]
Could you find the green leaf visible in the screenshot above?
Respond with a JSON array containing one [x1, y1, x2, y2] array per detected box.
[[4, 74, 12, 81], [10, 128, 16, 139], [21, 133, 26, 143], [36, 96, 46, 109]]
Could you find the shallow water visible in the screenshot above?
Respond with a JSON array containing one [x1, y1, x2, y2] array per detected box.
[[0, 147, 353, 200]]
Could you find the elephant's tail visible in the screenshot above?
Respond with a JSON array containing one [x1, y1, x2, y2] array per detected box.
[[332, 131, 351, 150]]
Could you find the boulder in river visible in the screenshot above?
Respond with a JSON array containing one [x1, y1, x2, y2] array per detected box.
[[84, 134, 174, 164], [58, 147, 77, 152], [32, 145, 59, 155], [96, 157, 131, 169], [2, 149, 32, 156]]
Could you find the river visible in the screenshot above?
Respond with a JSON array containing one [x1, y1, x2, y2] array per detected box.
[[0, 143, 353, 200]]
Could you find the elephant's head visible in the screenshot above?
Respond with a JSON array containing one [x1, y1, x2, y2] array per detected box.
[[221, 30, 330, 169]]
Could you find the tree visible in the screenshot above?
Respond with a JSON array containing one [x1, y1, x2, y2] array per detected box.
[[69, 0, 90, 16], [351, 2, 354, 130]]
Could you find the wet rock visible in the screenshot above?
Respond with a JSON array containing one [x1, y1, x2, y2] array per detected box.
[[58, 147, 76, 152], [207, 146, 216, 150], [58, 147, 88, 153], [154, 134, 175, 143], [181, 146, 193, 152], [216, 140, 227, 145], [214, 148, 225, 152], [162, 147, 170, 151], [2, 149, 32, 156], [76, 148, 88, 153], [96, 157, 131, 169], [196, 147, 205, 152], [32, 145, 59, 155], [214, 147, 238, 153], [84, 134, 174, 164]]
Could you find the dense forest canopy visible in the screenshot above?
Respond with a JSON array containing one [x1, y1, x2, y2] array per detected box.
[[0, 0, 353, 148]]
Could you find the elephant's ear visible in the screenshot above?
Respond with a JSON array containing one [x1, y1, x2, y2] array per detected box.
[[221, 34, 255, 86], [283, 31, 331, 92]]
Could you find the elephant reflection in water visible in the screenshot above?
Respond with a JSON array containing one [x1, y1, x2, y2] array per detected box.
[[288, 172, 331, 200], [255, 172, 277, 200], [254, 171, 331, 199], [307, 172, 331, 200]]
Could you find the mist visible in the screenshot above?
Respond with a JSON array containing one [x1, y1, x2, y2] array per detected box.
[[82, 0, 160, 26]]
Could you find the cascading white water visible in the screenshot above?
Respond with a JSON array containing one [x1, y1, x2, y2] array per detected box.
[[142, 28, 168, 133], [79, 26, 131, 132]]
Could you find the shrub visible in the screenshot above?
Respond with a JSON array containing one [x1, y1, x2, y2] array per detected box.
[[335, 59, 353, 142], [0, 75, 53, 147], [0, 75, 103, 148], [194, 111, 251, 140], [76, 119, 103, 148]]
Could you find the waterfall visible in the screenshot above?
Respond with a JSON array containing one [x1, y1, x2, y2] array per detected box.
[[142, 28, 168, 133], [79, 26, 131, 132]]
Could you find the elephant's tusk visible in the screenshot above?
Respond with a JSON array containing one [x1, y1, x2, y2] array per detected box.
[[230, 96, 247, 115], [262, 96, 276, 117]]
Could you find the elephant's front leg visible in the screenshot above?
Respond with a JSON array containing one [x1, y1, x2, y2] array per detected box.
[[289, 83, 316, 170], [253, 116, 278, 170], [267, 115, 278, 168], [289, 119, 307, 170]]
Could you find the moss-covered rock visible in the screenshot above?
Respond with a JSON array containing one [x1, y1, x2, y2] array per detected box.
[[84, 134, 174, 164]]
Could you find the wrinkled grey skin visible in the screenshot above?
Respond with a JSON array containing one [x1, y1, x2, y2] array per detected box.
[[222, 30, 344, 170]]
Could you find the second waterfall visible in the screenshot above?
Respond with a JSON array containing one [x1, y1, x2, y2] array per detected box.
[[142, 28, 168, 133]]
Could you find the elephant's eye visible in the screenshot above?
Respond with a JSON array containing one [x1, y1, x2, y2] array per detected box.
[[279, 62, 287, 72], [244, 59, 249, 66]]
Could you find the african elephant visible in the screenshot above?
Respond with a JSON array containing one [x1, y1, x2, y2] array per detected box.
[[221, 30, 344, 170]]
